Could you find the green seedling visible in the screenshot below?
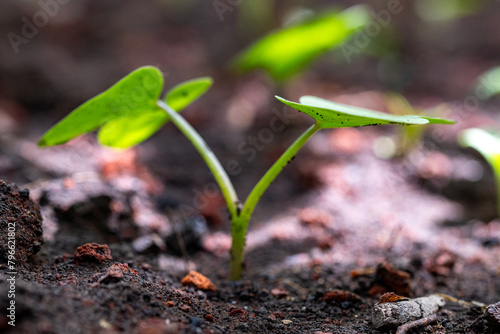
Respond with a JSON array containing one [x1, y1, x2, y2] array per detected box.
[[233, 5, 370, 80], [459, 128, 500, 218], [416, 0, 482, 23], [473, 66, 500, 101], [376, 93, 451, 157], [39, 66, 455, 280]]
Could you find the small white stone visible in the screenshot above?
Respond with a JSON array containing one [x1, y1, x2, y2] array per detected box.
[[282, 319, 293, 325], [372, 294, 445, 329]]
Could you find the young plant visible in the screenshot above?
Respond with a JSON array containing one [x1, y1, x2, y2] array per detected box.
[[39, 66, 455, 280], [379, 93, 451, 157], [232, 5, 370, 80], [459, 128, 500, 218]]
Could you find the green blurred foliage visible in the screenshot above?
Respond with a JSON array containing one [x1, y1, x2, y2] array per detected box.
[[232, 5, 371, 81], [473, 67, 500, 101], [416, 0, 483, 22], [459, 128, 500, 217], [384, 94, 452, 156]]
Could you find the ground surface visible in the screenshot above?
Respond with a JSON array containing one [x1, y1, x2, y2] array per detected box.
[[1, 1, 500, 333], [1, 121, 499, 333]]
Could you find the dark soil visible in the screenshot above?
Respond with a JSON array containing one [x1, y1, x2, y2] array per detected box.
[[1, 129, 499, 333], [1, 1, 500, 333]]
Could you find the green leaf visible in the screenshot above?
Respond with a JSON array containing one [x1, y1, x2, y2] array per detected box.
[[97, 110, 168, 148], [38, 66, 164, 147], [459, 128, 500, 168], [39, 66, 213, 149], [473, 66, 500, 101], [164, 77, 213, 112], [276, 95, 456, 129], [460, 127, 500, 217], [98, 77, 213, 148], [233, 5, 370, 80]]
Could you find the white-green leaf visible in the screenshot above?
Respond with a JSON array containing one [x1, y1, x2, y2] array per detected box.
[[473, 66, 500, 101], [459, 128, 500, 167], [276, 95, 455, 129]]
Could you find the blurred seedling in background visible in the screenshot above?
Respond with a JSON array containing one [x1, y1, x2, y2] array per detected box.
[[459, 128, 500, 218], [472, 66, 500, 102], [39, 66, 455, 280], [373, 93, 451, 159], [415, 0, 482, 23], [232, 5, 370, 81]]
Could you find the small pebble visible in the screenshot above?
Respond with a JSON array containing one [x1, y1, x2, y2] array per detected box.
[[372, 294, 445, 329], [181, 271, 216, 291]]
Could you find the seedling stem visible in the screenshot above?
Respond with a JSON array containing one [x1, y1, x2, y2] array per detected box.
[[159, 100, 319, 279]]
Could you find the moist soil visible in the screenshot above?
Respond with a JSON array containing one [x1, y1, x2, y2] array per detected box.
[[1, 120, 499, 334], [1, 2, 500, 333]]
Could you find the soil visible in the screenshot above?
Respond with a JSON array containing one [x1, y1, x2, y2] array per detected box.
[[1, 1, 500, 333]]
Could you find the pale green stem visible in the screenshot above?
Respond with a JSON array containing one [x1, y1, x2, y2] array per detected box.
[[158, 99, 320, 280], [229, 122, 320, 280], [240, 123, 320, 223], [157, 100, 239, 218], [496, 172, 500, 218]]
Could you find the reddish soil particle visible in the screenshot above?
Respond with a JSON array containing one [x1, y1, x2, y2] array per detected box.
[[375, 262, 412, 297], [322, 289, 361, 303], [317, 236, 334, 250], [73, 242, 112, 264], [425, 250, 457, 276], [181, 270, 216, 291], [179, 304, 191, 312], [271, 287, 289, 298], [135, 317, 172, 334], [104, 264, 124, 280], [165, 301, 175, 307], [229, 308, 248, 322], [368, 285, 387, 297], [377, 292, 408, 304], [228, 308, 246, 316], [351, 267, 375, 278], [115, 262, 138, 275], [57, 274, 77, 286], [0, 180, 43, 263], [198, 193, 226, 226], [204, 313, 215, 322], [270, 311, 285, 320], [299, 208, 331, 227], [100, 149, 162, 194]]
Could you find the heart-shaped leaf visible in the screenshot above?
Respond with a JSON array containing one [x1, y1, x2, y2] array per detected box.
[[39, 66, 164, 147], [39, 66, 213, 149], [98, 77, 213, 148], [276, 95, 455, 128]]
